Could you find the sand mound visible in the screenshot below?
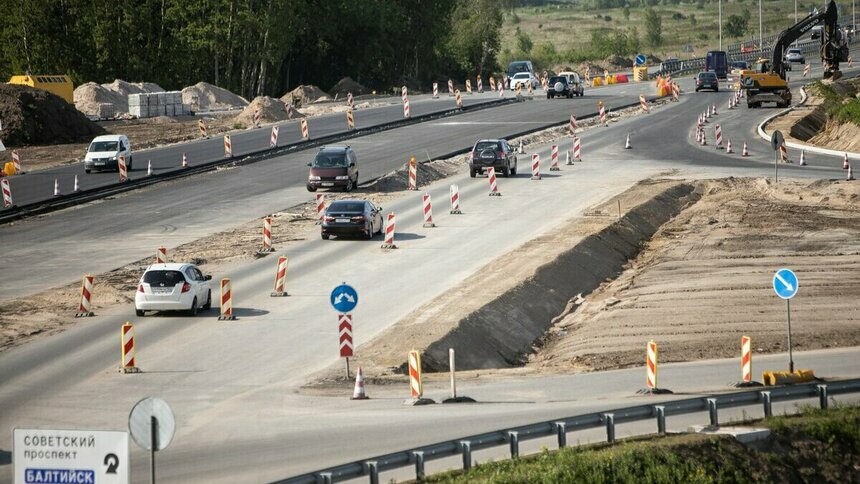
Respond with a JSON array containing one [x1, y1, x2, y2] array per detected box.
[[0, 84, 106, 146], [366, 158, 464, 192], [233, 96, 292, 126], [182, 82, 248, 111], [282, 85, 331, 108], [74, 79, 165, 117], [329, 77, 370, 97]]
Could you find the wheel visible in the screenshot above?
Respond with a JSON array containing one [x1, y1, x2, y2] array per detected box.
[[128, 156, 133, 170], [511, 162, 517, 175], [135, 309, 145, 317], [547, 94, 552, 99], [715, 87, 719, 92], [321, 233, 330, 240], [366, 222, 374, 239], [202, 290, 212, 310], [188, 297, 198, 316], [85, 169, 91, 174], [502, 165, 510, 177], [470, 168, 477, 178], [695, 88, 700, 92], [306, 185, 317, 192], [344, 179, 353, 192]]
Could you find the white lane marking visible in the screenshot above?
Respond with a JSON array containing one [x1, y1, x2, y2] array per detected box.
[[433, 121, 562, 125]]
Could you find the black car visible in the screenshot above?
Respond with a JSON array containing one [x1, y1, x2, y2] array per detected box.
[[546, 76, 573, 99], [469, 139, 517, 178], [695, 71, 719, 92], [321, 199, 384, 240]]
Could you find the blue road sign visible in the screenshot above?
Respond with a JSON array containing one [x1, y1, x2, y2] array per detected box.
[[772, 268, 798, 299], [330, 284, 358, 313], [635, 54, 646, 66]]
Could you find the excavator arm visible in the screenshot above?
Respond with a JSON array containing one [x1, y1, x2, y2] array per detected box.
[[771, 0, 849, 79]]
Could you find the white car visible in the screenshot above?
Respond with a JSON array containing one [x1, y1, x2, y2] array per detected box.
[[84, 134, 132, 174], [509, 72, 539, 90], [135, 263, 212, 316]]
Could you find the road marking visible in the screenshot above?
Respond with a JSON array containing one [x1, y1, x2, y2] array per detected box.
[[433, 121, 563, 126]]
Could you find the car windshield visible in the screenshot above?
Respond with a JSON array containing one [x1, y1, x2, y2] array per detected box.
[[143, 270, 186, 286], [509, 63, 530, 74], [475, 141, 500, 152], [699, 72, 717, 79], [549, 77, 566, 84], [788, 49, 801, 54], [328, 201, 366, 213], [312, 151, 348, 168], [89, 141, 118, 152]]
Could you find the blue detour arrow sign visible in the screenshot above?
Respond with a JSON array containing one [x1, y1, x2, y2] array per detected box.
[[772, 268, 798, 299], [330, 283, 358, 313]]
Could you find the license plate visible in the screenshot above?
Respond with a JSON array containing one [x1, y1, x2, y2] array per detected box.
[[321, 182, 334, 187], [335, 218, 350, 223], [95, 162, 104, 166], [152, 287, 171, 294]]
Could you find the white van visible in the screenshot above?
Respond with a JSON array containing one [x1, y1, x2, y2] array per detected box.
[[84, 134, 132, 173]]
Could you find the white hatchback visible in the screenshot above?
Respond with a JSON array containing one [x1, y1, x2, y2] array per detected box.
[[135, 263, 212, 316]]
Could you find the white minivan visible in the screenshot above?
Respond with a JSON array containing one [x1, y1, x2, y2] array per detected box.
[[84, 134, 132, 173]]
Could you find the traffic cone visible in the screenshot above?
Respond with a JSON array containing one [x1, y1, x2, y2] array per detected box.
[[705, 109, 710, 120], [566, 150, 573, 165], [625, 133, 632, 149], [351, 367, 369, 400], [700, 130, 707, 146], [53, 179, 60, 196], [73, 175, 80, 192], [147, 160, 153, 176], [844, 153, 850, 170], [182, 152, 188, 168], [726, 139, 734, 154], [742, 142, 749, 157], [712, 103, 717, 115], [799, 150, 806, 166], [849, 163, 855, 181]]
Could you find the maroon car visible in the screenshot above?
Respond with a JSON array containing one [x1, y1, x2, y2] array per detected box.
[[307, 145, 359, 192]]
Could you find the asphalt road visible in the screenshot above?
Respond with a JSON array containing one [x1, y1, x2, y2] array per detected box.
[[1, 50, 859, 482]]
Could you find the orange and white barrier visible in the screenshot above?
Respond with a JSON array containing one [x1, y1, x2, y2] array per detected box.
[[489, 77, 496, 92], [403, 97, 411, 118], [316, 194, 325, 224], [118, 156, 128, 182], [218, 278, 235, 320], [422, 193, 435, 228], [549, 144, 560, 171], [11, 150, 23, 174], [803, 64, 810, 77], [182, 152, 188, 168], [844, 153, 850, 170], [780, 142, 789, 163], [531, 154, 541, 180], [432, 83, 438, 98], [271, 255, 289, 297], [408, 349, 423, 398], [346, 109, 355, 130], [401, 86, 408, 103], [715, 124, 723, 149], [465, 79, 472, 94], [799, 149, 806, 166], [569, 114, 577, 135], [486, 167, 500, 196], [156, 246, 167, 264], [646, 340, 658, 389], [261, 216, 274, 252], [498, 83, 505, 98], [347, 92, 354, 108], [742, 141, 749, 157], [339, 314, 353, 357], [450, 184, 462, 214], [448, 79, 454, 96], [382, 213, 397, 249], [672, 83, 680, 101], [286, 103, 295, 119], [639, 94, 649, 113], [270, 125, 279, 148], [1, 178, 11, 208], [224, 135, 233, 158], [516, 83, 522, 98], [574, 136, 582, 161], [848, 56, 853, 68], [352, 367, 368, 400], [76, 275, 95, 317], [121, 322, 139, 373], [253, 109, 261, 128], [198, 119, 208, 138], [527, 82, 532, 97], [741, 335, 752, 383], [455, 90, 463, 108], [300, 118, 310, 140], [599, 101, 607, 126], [477, 76, 483, 93], [407, 157, 417, 190]]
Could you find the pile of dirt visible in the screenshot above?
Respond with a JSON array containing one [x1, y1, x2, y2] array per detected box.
[[772, 78, 860, 152], [232, 96, 291, 126], [366, 158, 465, 192], [74, 80, 164, 117], [645, 54, 663, 65], [282, 85, 331, 108], [0, 84, 106, 146], [329, 77, 371, 97], [182, 82, 248, 111], [604, 55, 633, 69], [809, 118, 860, 152]]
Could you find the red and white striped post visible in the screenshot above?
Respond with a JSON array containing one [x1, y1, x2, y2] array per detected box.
[[568, 115, 577, 135], [2, 179, 13, 208], [672, 83, 680, 101], [339, 314, 354, 377], [843, 153, 849, 170], [76, 275, 95, 317], [260, 216, 274, 253], [286, 103, 295, 119], [315, 194, 325, 224], [574, 136, 582, 162], [465, 79, 472, 94], [477, 76, 483, 93], [498, 82, 505, 98], [381, 213, 397, 249], [455, 89, 463, 108], [448, 79, 454, 96], [118, 156, 128, 182], [599, 101, 607, 126], [224, 134, 233, 158], [218, 278, 236, 320], [346, 109, 355, 130], [715, 124, 723, 149], [155, 246, 167, 264], [407, 157, 417, 190], [422, 193, 435, 228], [489, 77, 496, 92], [486, 167, 501, 196], [120, 322, 139, 373], [549, 144, 560, 171], [408, 349, 423, 399], [531, 154, 541, 180], [646, 340, 658, 390], [741, 336, 752, 383], [432, 82, 439, 98], [300, 118, 310, 140], [526, 81, 532, 97], [347, 92, 354, 108], [403, 97, 411, 118], [182, 152, 188, 168], [270, 125, 279, 148], [450, 184, 462, 214], [271, 255, 289, 297], [198, 119, 208, 138], [11, 150, 24, 174], [401, 85, 408, 102], [517, 84, 523, 98], [780, 142, 789, 163], [253, 109, 261, 128], [639, 94, 650, 113]]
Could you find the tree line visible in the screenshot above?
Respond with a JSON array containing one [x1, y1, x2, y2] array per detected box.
[[0, 0, 505, 99]]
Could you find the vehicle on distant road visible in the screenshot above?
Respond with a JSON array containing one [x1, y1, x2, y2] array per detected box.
[[469, 138, 518, 178], [307, 145, 359, 192], [556, 71, 585, 96], [321, 199, 384, 240], [783, 47, 806, 68], [695, 71, 720, 92], [705, 50, 729, 79], [546, 76, 574, 99], [506, 61, 534, 84], [134, 263, 212, 316], [509, 72, 539, 90], [84, 134, 132, 174]]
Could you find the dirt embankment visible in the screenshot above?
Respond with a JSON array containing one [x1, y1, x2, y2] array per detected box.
[[0, 84, 105, 146]]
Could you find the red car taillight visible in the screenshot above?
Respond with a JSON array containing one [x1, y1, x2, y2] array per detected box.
[[181, 282, 191, 293], [324, 216, 335, 222], [138, 284, 144, 293], [351, 216, 366, 222]]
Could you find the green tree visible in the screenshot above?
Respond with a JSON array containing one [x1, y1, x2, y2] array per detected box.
[[724, 14, 748, 38], [515, 27, 533, 53], [644, 8, 663, 47], [447, 0, 504, 76], [623, 6, 631, 20]]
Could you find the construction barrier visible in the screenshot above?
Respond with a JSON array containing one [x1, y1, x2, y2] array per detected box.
[[569, 114, 577, 134], [76, 275, 95, 317], [498, 83, 505, 98], [615, 74, 629, 83], [633, 66, 648, 82], [156, 246, 167, 264], [407, 157, 417, 190], [118, 156, 128, 182], [531, 154, 541, 180], [741, 335, 752, 383], [270, 125, 279, 148], [271, 256, 289, 297], [300, 118, 309, 140], [762, 369, 816, 386], [12, 150, 23, 174], [422, 193, 435, 228], [465, 79, 472, 94], [120, 322, 139, 373], [486, 167, 500, 196], [198, 119, 208, 138], [549, 144, 560, 171], [182, 152, 188, 168], [780, 142, 789, 163], [843, 153, 849, 170], [401, 85, 407, 102], [408, 349, 423, 398], [742, 142, 750, 157], [147, 160, 152, 176], [625, 133, 632, 149], [727, 139, 734, 154], [347, 92, 354, 108], [450, 184, 462, 214], [53, 179, 60, 196], [455, 90, 463, 108], [574, 136, 582, 161], [224, 135, 233, 158], [73, 175, 80, 192], [403, 97, 411, 118], [432, 82, 438, 98], [848, 163, 855, 181], [715, 124, 723, 149], [599, 101, 607, 126], [448, 79, 454, 96], [339, 314, 353, 358], [346, 109, 355, 130], [218, 278, 235, 320], [591, 77, 604, 87], [382, 213, 397, 249], [646, 340, 658, 389], [639, 94, 649, 113], [261, 216, 274, 253], [477, 76, 483, 93], [316, 194, 325, 224], [253, 109, 261, 128], [489, 77, 496, 92]]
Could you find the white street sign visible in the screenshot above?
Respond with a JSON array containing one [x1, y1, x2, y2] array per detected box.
[[13, 428, 129, 484]]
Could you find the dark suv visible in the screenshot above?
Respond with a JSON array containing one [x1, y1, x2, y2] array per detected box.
[[546, 76, 573, 99], [307, 146, 359, 192], [469, 139, 518, 177], [695, 71, 719, 92]]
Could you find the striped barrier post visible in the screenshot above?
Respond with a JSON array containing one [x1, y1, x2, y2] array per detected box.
[[403, 97, 411, 118], [450, 184, 462, 214], [270, 125, 279, 148], [422, 193, 435, 228], [401, 86, 408, 102], [432, 83, 439, 98], [339, 314, 354, 358], [516, 84, 522, 98], [802, 64, 810, 77], [531, 154, 541, 180], [599, 102, 607, 126], [448, 79, 454, 96], [843, 152, 849, 170], [569, 115, 577, 135], [120, 322, 140, 373], [346, 109, 355, 130], [574, 136, 582, 161], [499, 82, 505, 98], [316, 194, 325, 224], [715, 124, 723, 149], [780, 142, 790, 163], [408, 349, 423, 398], [407, 157, 417, 190], [75, 275, 95, 317], [742, 336, 752, 383], [155, 247, 167, 264], [455, 90, 463, 108], [646, 340, 658, 390], [53, 179, 60, 196], [218, 278, 236, 320], [198, 119, 208, 138], [477, 76, 483, 93], [261, 216, 274, 253], [300, 118, 309, 140], [271, 255, 289, 297], [489, 77, 496, 92], [639, 94, 649, 113], [11, 150, 24, 174], [253, 109, 261, 128], [798, 149, 806, 166], [672, 83, 680, 101], [286, 103, 295, 119], [347, 92, 354, 108], [742, 141, 749, 157], [486, 167, 501, 196], [224, 135, 233, 158], [382, 213, 397, 249], [527, 82, 532, 97], [118, 156, 128, 182], [182, 152, 188, 168], [549, 144, 560, 171], [465, 79, 472, 94]]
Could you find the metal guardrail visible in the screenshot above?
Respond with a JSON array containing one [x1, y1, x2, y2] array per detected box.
[[277, 378, 860, 484]]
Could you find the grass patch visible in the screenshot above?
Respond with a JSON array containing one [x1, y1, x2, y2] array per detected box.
[[809, 80, 860, 125], [423, 404, 860, 483]]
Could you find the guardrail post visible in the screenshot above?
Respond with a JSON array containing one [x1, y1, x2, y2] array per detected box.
[[760, 391, 773, 418], [317, 472, 333, 484], [604, 413, 615, 443], [365, 461, 379, 484], [707, 398, 719, 427], [655, 406, 666, 435], [817, 384, 829, 410], [460, 441, 472, 471], [507, 431, 519, 459], [412, 451, 425, 481], [554, 422, 567, 448]]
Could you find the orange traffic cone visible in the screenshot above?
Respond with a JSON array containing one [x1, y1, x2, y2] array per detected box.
[[351, 367, 369, 400]]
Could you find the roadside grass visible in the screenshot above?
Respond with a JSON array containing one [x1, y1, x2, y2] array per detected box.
[[810, 79, 860, 124], [421, 403, 860, 483]]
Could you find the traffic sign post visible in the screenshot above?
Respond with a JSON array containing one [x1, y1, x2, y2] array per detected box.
[[635, 54, 646, 65], [331, 283, 359, 378], [13, 429, 129, 484], [772, 268, 799, 372], [771, 130, 784, 183], [129, 397, 175, 484]]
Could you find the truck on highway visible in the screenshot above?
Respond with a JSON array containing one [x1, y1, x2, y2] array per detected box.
[[705, 51, 729, 79]]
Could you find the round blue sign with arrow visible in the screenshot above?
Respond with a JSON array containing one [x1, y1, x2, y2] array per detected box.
[[330, 283, 358, 313], [635, 54, 646, 66], [772, 268, 798, 299]]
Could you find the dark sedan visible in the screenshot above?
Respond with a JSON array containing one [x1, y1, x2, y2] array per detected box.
[[321, 199, 384, 240], [469, 139, 518, 178], [695, 71, 719, 92]]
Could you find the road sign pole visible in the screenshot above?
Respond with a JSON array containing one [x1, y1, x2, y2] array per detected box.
[[787, 299, 794, 372], [345, 357, 351, 379], [774, 149, 779, 183], [150, 416, 158, 484]]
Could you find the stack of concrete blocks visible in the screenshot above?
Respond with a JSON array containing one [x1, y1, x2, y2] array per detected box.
[[129, 91, 189, 118], [97, 103, 116, 119]]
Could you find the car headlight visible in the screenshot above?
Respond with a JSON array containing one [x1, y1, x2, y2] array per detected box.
[[308, 175, 320, 181], [335, 175, 349, 180], [110, 156, 117, 161]]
